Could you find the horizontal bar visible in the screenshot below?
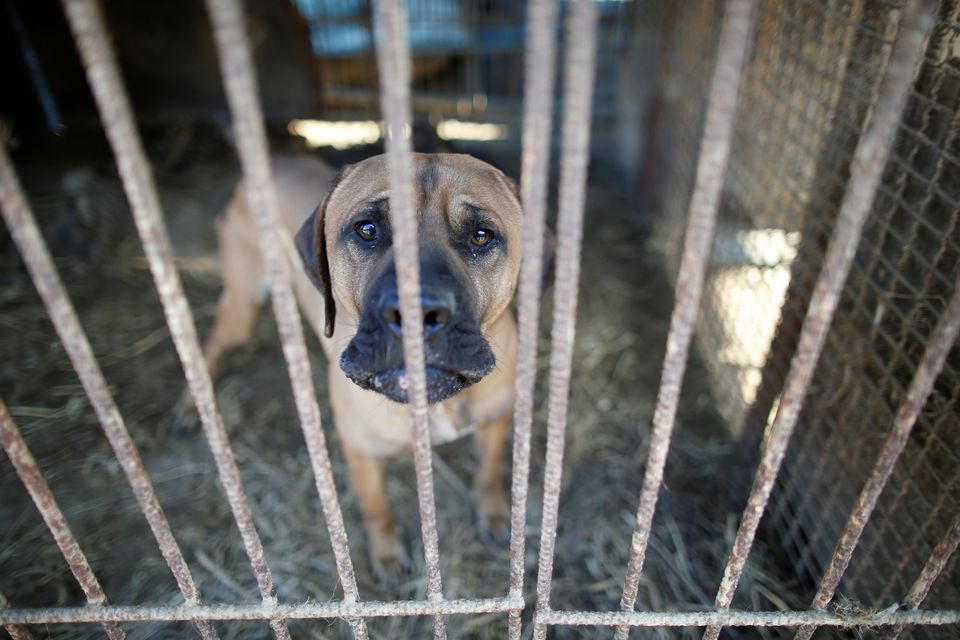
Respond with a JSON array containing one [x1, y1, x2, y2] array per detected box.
[[0, 143, 217, 640], [203, 1, 366, 638], [509, 1, 558, 636], [372, 2, 446, 639], [0, 598, 524, 625], [531, 3, 598, 640], [795, 282, 960, 640], [536, 609, 960, 628], [0, 400, 125, 640], [615, 1, 756, 639], [702, 2, 936, 639], [59, 1, 288, 637]]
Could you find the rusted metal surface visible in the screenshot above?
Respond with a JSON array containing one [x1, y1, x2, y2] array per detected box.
[[1, 592, 33, 640], [535, 608, 960, 628], [59, 1, 288, 637], [203, 1, 367, 638], [0, 145, 217, 640], [795, 284, 960, 640], [0, 400, 125, 640], [372, 1, 446, 638], [3, 600, 958, 630], [2, 624, 32, 640], [507, 0, 558, 637], [614, 1, 756, 638], [884, 512, 960, 640], [530, 3, 599, 640], [702, 3, 937, 639], [0, 597, 524, 625], [903, 512, 960, 612]]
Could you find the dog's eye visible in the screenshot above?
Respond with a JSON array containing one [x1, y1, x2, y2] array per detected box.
[[470, 228, 495, 247], [355, 221, 378, 241]]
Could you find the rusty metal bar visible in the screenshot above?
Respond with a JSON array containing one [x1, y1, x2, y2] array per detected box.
[[0, 400, 125, 640], [4, 601, 959, 628], [1, 592, 33, 640], [0, 145, 217, 640], [507, 0, 558, 637], [0, 597, 524, 625], [615, 1, 756, 638], [884, 512, 960, 640], [530, 3, 599, 640], [202, 2, 367, 638], [59, 1, 289, 637], [534, 608, 960, 628], [702, 3, 936, 639], [794, 285, 960, 640], [2, 623, 31, 640], [372, 2, 446, 638], [902, 512, 960, 614]]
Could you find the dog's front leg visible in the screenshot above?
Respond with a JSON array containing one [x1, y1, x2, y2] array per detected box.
[[341, 442, 410, 584], [473, 413, 511, 543]]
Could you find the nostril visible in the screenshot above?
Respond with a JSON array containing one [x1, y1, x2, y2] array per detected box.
[[383, 308, 403, 335], [423, 307, 451, 334]]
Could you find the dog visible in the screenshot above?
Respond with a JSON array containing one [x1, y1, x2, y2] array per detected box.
[[177, 152, 551, 582]]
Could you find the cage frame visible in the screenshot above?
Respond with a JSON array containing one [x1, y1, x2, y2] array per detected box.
[[1, 0, 959, 638]]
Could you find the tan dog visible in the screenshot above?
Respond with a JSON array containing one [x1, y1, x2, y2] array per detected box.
[[181, 153, 550, 582]]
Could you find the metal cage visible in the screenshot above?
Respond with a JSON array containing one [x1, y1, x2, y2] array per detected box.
[[1, 0, 958, 639]]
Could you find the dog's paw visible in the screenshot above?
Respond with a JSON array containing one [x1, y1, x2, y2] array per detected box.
[[475, 488, 511, 545], [168, 388, 200, 437], [370, 535, 411, 587]]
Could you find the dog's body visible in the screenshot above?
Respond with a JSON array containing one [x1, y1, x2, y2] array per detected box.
[[186, 153, 537, 581]]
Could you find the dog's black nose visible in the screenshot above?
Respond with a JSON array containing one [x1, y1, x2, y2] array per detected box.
[[379, 291, 455, 338]]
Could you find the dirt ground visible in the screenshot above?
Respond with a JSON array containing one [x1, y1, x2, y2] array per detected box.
[[0, 130, 800, 639]]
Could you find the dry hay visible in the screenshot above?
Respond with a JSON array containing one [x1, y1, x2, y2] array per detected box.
[[0, 135, 803, 639]]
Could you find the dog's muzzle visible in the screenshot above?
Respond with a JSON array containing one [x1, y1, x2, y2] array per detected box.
[[340, 272, 495, 404]]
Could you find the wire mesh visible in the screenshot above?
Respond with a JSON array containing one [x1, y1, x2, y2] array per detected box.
[[653, 1, 959, 638]]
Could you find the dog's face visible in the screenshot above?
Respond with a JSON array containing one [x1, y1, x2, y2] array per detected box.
[[296, 153, 546, 404]]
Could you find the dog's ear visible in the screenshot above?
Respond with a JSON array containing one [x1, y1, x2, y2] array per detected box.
[[295, 165, 351, 338], [498, 173, 556, 297]]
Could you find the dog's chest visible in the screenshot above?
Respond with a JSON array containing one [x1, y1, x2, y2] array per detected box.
[[427, 398, 478, 445]]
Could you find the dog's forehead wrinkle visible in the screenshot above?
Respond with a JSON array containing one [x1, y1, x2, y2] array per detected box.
[[418, 156, 440, 195]]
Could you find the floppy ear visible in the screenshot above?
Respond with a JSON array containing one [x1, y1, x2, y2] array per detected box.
[[295, 166, 351, 338], [498, 173, 556, 297]]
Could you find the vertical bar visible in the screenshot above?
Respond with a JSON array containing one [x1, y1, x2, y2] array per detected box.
[[0, 400, 125, 640], [795, 284, 960, 640], [0, 592, 32, 640], [530, 3, 599, 640], [702, 3, 936, 639], [507, 0, 558, 637], [59, 2, 289, 637], [202, 2, 367, 638], [0, 145, 217, 640], [615, 1, 756, 638], [884, 512, 960, 639], [372, 1, 446, 638]]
